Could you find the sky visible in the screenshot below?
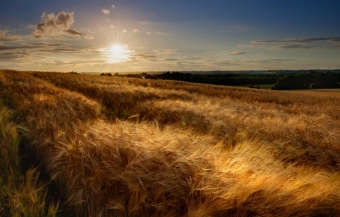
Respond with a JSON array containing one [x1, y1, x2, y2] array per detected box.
[[1, 0, 340, 72]]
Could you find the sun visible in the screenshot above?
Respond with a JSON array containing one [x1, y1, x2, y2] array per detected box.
[[108, 44, 130, 63]]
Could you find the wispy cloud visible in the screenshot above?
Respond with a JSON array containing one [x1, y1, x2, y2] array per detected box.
[[209, 60, 241, 66], [132, 29, 140, 33], [229, 51, 247, 55], [0, 44, 48, 51], [110, 25, 115, 28], [123, 30, 127, 33], [271, 44, 313, 50], [252, 37, 340, 44], [0, 30, 20, 42], [152, 49, 177, 55], [247, 37, 340, 50], [102, 9, 110, 15], [48, 59, 106, 66], [247, 59, 295, 64], [128, 49, 178, 63], [0, 43, 96, 55], [131, 52, 157, 61], [38, 48, 82, 53], [111, 4, 115, 9], [0, 50, 30, 61], [84, 35, 94, 40], [65, 29, 82, 36], [33, 11, 82, 38]]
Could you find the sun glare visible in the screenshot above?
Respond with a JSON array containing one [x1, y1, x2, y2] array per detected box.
[[108, 44, 130, 63]]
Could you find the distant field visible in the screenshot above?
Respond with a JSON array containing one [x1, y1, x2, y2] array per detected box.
[[1, 70, 340, 217], [286, 88, 340, 97]]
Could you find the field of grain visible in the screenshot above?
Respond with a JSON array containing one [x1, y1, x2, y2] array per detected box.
[[1, 70, 340, 217], [286, 89, 340, 97]]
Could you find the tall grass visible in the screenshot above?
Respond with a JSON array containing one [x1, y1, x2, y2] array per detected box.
[[0, 100, 58, 217], [1, 70, 340, 216]]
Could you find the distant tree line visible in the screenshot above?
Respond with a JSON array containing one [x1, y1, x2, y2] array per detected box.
[[108, 71, 340, 90], [157, 71, 283, 86], [272, 72, 340, 90], [100, 73, 113, 76]]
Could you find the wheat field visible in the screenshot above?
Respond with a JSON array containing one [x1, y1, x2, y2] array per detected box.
[[1, 70, 340, 216]]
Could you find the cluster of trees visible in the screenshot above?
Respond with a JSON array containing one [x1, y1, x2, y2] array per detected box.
[[100, 73, 113, 76], [272, 73, 340, 90]]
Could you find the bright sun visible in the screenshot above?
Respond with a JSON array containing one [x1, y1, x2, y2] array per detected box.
[[108, 44, 130, 63]]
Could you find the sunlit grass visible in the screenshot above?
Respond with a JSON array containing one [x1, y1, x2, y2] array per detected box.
[[0, 100, 58, 217], [1, 70, 340, 216]]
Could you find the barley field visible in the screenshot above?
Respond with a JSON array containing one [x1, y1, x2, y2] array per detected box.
[[1, 70, 340, 216]]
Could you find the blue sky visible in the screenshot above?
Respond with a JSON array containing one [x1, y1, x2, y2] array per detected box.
[[1, 0, 340, 72]]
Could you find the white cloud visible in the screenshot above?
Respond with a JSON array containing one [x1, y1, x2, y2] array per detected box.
[[147, 32, 151, 35], [102, 9, 110, 15], [33, 11, 82, 38], [110, 25, 115, 28], [132, 29, 140, 33], [123, 30, 127, 33], [111, 4, 115, 8]]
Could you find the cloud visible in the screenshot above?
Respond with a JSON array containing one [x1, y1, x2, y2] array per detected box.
[[0, 30, 20, 42], [33, 11, 82, 38], [111, 4, 115, 8], [0, 43, 69, 51], [84, 35, 94, 40], [123, 30, 127, 33], [132, 29, 140, 33], [271, 44, 313, 50], [38, 48, 81, 53], [131, 52, 157, 60], [252, 37, 340, 45], [0, 45, 44, 51], [49, 59, 106, 66], [147, 32, 151, 35], [247, 59, 295, 64], [65, 29, 82, 36], [229, 51, 247, 55], [152, 49, 177, 55], [128, 49, 178, 63], [0, 50, 30, 61], [110, 25, 115, 28], [212, 60, 240, 66], [102, 9, 110, 15]]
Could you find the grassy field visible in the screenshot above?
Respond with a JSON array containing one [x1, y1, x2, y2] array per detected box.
[[286, 89, 340, 97], [1, 70, 340, 216]]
